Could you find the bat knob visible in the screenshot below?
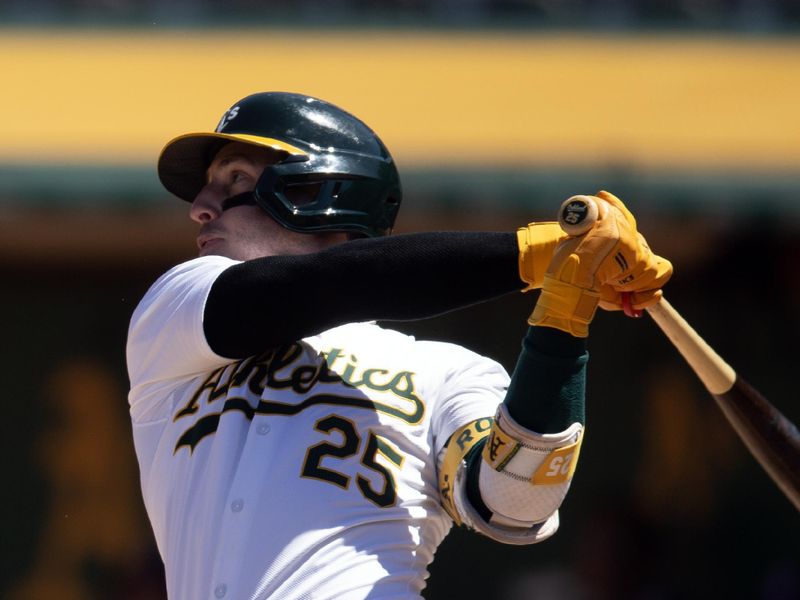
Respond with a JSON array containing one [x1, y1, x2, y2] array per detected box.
[[558, 195, 600, 236]]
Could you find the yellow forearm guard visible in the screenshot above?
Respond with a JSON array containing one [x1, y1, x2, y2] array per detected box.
[[516, 222, 569, 291]]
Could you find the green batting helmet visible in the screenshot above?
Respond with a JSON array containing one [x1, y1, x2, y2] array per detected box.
[[158, 92, 402, 237]]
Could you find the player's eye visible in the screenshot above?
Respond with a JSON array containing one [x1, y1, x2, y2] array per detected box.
[[230, 170, 249, 185]]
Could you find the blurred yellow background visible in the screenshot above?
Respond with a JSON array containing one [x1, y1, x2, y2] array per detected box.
[[2, 30, 799, 171]]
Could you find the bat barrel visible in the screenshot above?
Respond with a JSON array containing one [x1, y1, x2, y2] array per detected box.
[[714, 378, 800, 512]]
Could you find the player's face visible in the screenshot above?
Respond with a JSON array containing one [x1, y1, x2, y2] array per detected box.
[[190, 142, 348, 261]]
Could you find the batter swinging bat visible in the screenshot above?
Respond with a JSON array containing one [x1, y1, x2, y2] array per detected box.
[[558, 195, 800, 511]]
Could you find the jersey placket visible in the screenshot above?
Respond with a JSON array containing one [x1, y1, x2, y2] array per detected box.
[[207, 413, 276, 599]]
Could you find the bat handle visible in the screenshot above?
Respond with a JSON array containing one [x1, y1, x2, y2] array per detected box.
[[557, 195, 642, 318], [645, 297, 736, 395]]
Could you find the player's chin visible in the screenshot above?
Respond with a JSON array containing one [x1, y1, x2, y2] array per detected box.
[[198, 238, 226, 257]]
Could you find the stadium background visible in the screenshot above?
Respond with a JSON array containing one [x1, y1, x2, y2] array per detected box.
[[1, 2, 798, 598]]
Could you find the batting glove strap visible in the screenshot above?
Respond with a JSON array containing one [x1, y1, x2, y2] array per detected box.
[[479, 404, 584, 526], [529, 275, 600, 337]]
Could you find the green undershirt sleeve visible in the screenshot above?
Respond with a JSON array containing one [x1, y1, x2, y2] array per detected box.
[[504, 326, 587, 432]]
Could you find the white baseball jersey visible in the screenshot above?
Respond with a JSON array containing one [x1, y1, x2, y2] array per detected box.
[[127, 256, 508, 600]]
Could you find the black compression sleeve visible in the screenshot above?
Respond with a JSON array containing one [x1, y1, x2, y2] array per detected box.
[[204, 231, 521, 358]]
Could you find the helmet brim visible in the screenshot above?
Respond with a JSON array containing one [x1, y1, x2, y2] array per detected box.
[[157, 132, 307, 202]]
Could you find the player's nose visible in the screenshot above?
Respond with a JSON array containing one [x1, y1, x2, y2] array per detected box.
[[190, 184, 224, 224]]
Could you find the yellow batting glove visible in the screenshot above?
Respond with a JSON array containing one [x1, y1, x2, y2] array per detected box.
[[530, 191, 673, 336], [598, 252, 673, 311], [592, 190, 673, 311], [516, 222, 569, 291], [559, 191, 672, 295]]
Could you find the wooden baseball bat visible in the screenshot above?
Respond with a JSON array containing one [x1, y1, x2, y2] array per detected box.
[[558, 196, 800, 511]]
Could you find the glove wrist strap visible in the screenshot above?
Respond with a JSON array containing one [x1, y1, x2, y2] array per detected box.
[[529, 276, 599, 338]]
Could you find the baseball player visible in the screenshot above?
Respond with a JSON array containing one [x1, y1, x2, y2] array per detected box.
[[127, 92, 671, 600]]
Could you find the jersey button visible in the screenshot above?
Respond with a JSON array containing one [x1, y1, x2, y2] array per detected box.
[[257, 423, 271, 435], [214, 583, 227, 598], [231, 499, 244, 513]]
